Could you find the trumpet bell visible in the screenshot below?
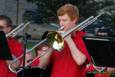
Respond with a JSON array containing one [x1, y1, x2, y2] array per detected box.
[[47, 31, 64, 51]]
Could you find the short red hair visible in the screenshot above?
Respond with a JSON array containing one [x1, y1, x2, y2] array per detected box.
[[57, 4, 79, 21]]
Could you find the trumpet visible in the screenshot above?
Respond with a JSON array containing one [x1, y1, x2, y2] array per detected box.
[[8, 13, 104, 73], [6, 22, 30, 37]]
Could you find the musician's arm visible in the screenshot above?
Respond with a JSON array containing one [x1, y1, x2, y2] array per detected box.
[[65, 35, 86, 65], [31, 47, 52, 69], [38, 49, 52, 69]]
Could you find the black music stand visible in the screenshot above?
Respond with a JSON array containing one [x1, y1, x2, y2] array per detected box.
[[83, 36, 115, 67], [0, 31, 12, 60]]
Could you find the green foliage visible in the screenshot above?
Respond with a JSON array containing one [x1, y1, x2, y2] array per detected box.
[[26, 0, 115, 29], [111, 14, 115, 29]]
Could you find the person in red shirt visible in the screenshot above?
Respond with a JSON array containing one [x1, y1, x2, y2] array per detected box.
[[0, 15, 23, 77], [35, 4, 91, 77]]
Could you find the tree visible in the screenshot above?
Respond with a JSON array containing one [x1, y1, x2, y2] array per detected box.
[[26, 0, 115, 30]]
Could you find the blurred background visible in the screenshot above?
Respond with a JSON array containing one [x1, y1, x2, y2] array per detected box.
[[0, 0, 115, 77], [0, 0, 115, 40]]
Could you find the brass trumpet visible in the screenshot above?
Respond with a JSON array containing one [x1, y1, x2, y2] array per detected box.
[[8, 13, 104, 73]]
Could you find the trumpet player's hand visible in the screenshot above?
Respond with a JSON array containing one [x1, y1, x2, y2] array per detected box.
[[37, 46, 52, 69], [25, 52, 33, 64], [6, 55, 21, 69], [11, 61, 20, 69], [6, 59, 20, 72], [37, 46, 52, 56]]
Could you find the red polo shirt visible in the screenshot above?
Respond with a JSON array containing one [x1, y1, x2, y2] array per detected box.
[[51, 31, 91, 77]]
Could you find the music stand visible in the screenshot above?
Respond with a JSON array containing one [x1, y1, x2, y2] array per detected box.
[[83, 36, 115, 67], [0, 31, 12, 60]]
